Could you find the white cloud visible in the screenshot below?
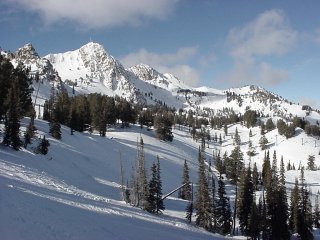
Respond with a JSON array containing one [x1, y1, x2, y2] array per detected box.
[[220, 9, 295, 87], [5, 0, 179, 29], [228, 9, 297, 60], [120, 47, 200, 87], [258, 62, 288, 86], [300, 97, 320, 111]]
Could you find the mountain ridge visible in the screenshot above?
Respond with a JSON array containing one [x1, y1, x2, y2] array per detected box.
[[1, 42, 320, 123]]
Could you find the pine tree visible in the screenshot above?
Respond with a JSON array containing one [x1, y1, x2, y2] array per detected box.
[[289, 178, 300, 233], [195, 145, 212, 230], [259, 134, 268, 150], [215, 175, 232, 235], [252, 162, 259, 190], [154, 111, 173, 141], [307, 155, 316, 171], [247, 198, 260, 239], [314, 194, 320, 228], [48, 83, 61, 140], [298, 168, 314, 240], [227, 146, 243, 183], [147, 156, 164, 214], [237, 166, 254, 236], [233, 127, 241, 146], [37, 135, 50, 155], [179, 160, 192, 200], [186, 201, 194, 223], [24, 114, 36, 147], [3, 79, 22, 150], [262, 151, 271, 187], [271, 156, 290, 239]]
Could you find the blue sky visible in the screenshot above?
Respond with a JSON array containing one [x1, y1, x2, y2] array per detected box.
[[1, 0, 320, 109]]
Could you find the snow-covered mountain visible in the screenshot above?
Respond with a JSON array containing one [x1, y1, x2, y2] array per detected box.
[[1, 42, 320, 239], [2, 42, 320, 122], [11, 43, 60, 82]]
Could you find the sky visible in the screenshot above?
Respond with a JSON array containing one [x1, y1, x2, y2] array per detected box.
[[1, 0, 320, 109]]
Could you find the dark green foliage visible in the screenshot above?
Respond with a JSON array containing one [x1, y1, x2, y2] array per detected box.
[[252, 162, 259, 190], [307, 155, 316, 171], [277, 119, 295, 139], [314, 194, 320, 229], [154, 111, 173, 142], [24, 116, 37, 147], [247, 200, 260, 239], [186, 202, 194, 223], [37, 135, 50, 155], [215, 176, 232, 235], [195, 145, 212, 230], [117, 98, 137, 127], [2, 80, 22, 150], [265, 118, 275, 132], [146, 156, 164, 214], [233, 127, 241, 146], [259, 134, 268, 150], [237, 166, 254, 236], [0, 56, 33, 150], [243, 110, 257, 128], [139, 108, 154, 128], [215, 152, 224, 176], [226, 146, 243, 183], [179, 160, 192, 200], [289, 169, 314, 239]]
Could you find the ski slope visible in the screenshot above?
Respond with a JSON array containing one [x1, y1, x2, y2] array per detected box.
[[0, 117, 320, 239]]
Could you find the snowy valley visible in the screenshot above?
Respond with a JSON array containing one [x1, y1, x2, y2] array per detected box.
[[1, 42, 320, 239]]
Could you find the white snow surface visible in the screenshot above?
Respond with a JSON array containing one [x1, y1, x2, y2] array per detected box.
[[1, 116, 320, 239]]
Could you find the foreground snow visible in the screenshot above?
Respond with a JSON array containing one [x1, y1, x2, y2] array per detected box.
[[0, 118, 319, 239]]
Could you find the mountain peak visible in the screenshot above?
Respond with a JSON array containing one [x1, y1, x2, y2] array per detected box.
[[79, 42, 108, 54], [16, 43, 39, 60]]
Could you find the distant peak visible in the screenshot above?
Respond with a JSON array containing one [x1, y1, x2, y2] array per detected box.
[[16, 43, 39, 59], [80, 41, 104, 50]]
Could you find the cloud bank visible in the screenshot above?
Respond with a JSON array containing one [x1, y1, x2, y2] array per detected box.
[[220, 9, 297, 87], [120, 47, 200, 87], [4, 0, 179, 29]]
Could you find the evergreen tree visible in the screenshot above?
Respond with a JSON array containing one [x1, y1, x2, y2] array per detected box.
[[237, 166, 254, 236], [195, 145, 212, 230], [37, 135, 50, 155], [307, 155, 316, 171], [262, 151, 271, 186], [226, 146, 243, 183], [147, 156, 164, 214], [215, 175, 232, 235], [179, 160, 192, 200], [247, 198, 260, 239], [314, 194, 320, 228], [298, 168, 314, 240], [154, 111, 173, 142], [2, 79, 22, 150], [259, 134, 268, 150], [265, 118, 275, 132], [233, 127, 241, 146], [252, 162, 259, 190], [48, 83, 61, 140], [186, 201, 194, 223], [24, 114, 36, 147], [289, 178, 300, 233]]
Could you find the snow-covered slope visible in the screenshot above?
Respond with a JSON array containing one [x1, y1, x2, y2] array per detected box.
[[1, 116, 320, 239], [0, 119, 226, 240]]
